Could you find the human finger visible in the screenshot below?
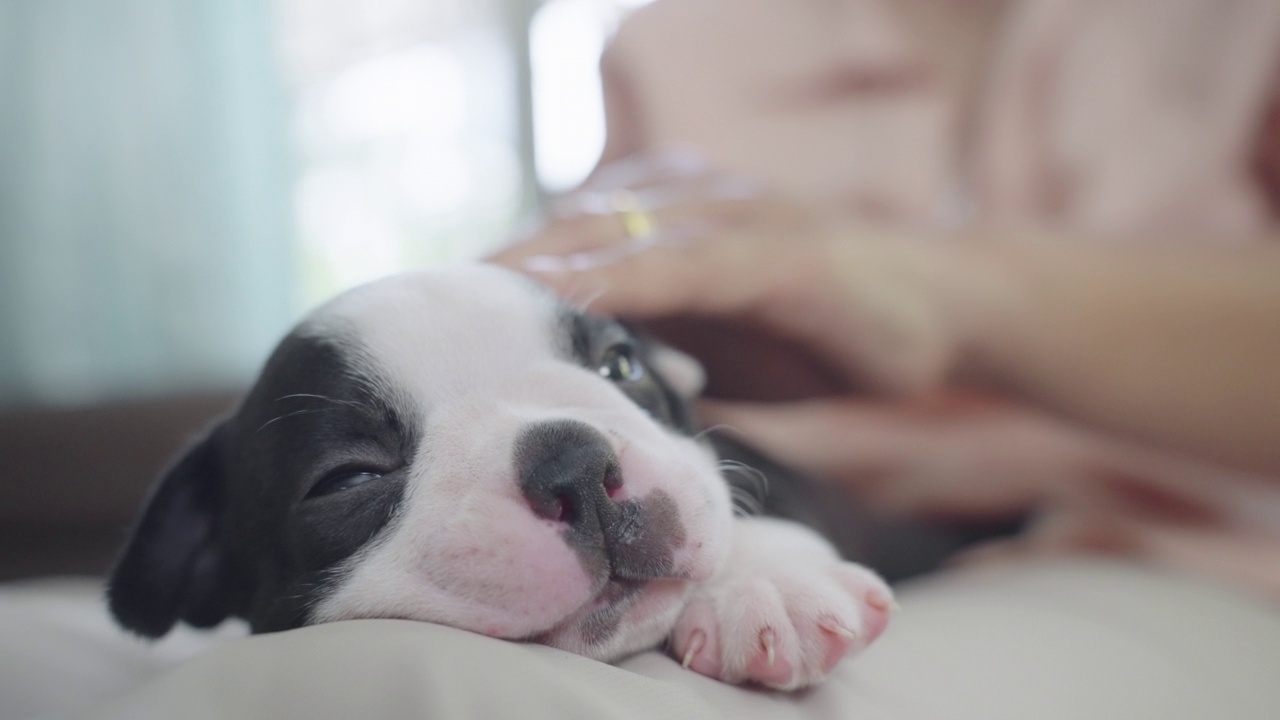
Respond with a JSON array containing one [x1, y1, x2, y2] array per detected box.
[[516, 220, 787, 320], [490, 167, 770, 268], [697, 395, 1074, 518], [695, 398, 907, 483], [491, 188, 770, 273], [513, 217, 931, 397], [640, 316, 852, 401], [557, 171, 765, 218]]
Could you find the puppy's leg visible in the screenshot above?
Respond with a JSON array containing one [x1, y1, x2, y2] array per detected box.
[[669, 517, 893, 690]]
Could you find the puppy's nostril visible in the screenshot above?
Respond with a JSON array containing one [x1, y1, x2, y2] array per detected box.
[[555, 494, 575, 524], [525, 463, 618, 524], [603, 465, 623, 491], [604, 466, 624, 499], [515, 419, 623, 526], [526, 492, 578, 523]]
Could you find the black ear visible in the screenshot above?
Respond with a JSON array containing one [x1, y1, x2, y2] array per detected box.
[[107, 421, 238, 638]]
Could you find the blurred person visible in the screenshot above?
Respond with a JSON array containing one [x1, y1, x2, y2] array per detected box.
[[496, 181, 1280, 593], [495, 0, 1280, 598]]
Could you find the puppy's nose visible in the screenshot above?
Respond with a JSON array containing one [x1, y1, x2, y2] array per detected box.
[[515, 419, 622, 525]]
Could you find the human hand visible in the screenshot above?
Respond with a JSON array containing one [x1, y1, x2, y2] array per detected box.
[[698, 391, 1093, 520], [492, 156, 988, 401], [490, 157, 1120, 521]]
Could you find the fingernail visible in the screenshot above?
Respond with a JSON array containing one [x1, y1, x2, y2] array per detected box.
[[551, 190, 615, 217], [522, 255, 571, 274], [522, 251, 610, 274], [521, 225, 699, 277]]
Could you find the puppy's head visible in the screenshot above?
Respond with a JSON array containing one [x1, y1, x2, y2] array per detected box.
[[107, 265, 732, 661]]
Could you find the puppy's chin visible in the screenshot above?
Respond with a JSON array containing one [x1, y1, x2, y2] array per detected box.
[[522, 497, 734, 661], [529, 577, 696, 662], [487, 502, 730, 659]]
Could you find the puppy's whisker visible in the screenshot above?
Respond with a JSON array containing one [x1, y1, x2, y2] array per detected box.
[[729, 487, 764, 517], [256, 408, 331, 433], [717, 460, 770, 501], [274, 393, 371, 411], [717, 460, 769, 489], [694, 424, 739, 443]]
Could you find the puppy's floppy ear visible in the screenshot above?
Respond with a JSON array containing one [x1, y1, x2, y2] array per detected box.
[[645, 344, 705, 399], [107, 420, 240, 638]]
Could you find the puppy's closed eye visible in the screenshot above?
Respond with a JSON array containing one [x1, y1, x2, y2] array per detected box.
[[305, 468, 388, 499]]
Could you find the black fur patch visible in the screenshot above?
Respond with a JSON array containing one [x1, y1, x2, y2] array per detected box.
[[559, 310, 694, 434], [108, 331, 418, 635]]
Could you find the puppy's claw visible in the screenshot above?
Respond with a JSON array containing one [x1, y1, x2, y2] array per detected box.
[[761, 629, 776, 667], [682, 630, 705, 669], [818, 619, 858, 640]]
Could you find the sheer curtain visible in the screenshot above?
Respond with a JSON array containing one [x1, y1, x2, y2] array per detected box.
[[0, 0, 295, 407], [0, 0, 650, 409]]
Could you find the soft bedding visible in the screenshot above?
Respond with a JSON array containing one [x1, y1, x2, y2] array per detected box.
[[4, 560, 1279, 720]]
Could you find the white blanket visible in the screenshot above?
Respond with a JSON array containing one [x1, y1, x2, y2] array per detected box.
[[4, 561, 1279, 720]]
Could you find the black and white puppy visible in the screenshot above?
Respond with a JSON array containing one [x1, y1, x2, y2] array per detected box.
[[108, 265, 892, 690]]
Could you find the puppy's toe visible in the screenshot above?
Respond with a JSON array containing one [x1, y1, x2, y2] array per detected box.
[[669, 519, 895, 690], [672, 561, 894, 690], [670, 596, 724, 680], [718, 581, 801, 686], [832, 563, 894, 648], [741, 626, 799, 686]]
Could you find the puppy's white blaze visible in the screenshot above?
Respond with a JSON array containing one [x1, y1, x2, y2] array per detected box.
[[306, 266, 734, 657]]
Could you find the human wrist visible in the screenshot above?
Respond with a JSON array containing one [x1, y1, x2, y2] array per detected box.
[[938, 231, 1044, 393]]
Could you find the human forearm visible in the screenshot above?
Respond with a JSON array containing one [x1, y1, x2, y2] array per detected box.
[[956, 238, 1280, 476]]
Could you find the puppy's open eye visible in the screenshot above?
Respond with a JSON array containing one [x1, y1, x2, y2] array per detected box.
[[598, 343, 645, 383], [306, 468, 385, 499]]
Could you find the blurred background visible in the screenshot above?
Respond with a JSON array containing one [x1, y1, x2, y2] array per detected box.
[[1, 0, 652, 410], [6, 0, 1276, 588], [0, 0, 650, 578]]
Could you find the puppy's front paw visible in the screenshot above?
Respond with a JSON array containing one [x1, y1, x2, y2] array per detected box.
[[670, 519, 892, 690]]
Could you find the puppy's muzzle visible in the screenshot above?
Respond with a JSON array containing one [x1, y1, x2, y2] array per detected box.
[[516, 419, 679, 581], [517, 419, 623, 528]]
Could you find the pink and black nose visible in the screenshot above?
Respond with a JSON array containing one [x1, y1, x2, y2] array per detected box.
[[516, 419, 623, 527]]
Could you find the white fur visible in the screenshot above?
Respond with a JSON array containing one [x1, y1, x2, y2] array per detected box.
[[302, 265, 892, 685]]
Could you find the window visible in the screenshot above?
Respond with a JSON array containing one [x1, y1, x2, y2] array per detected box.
[[0, 0, 650, 407], [277, 0, 654, 304]]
